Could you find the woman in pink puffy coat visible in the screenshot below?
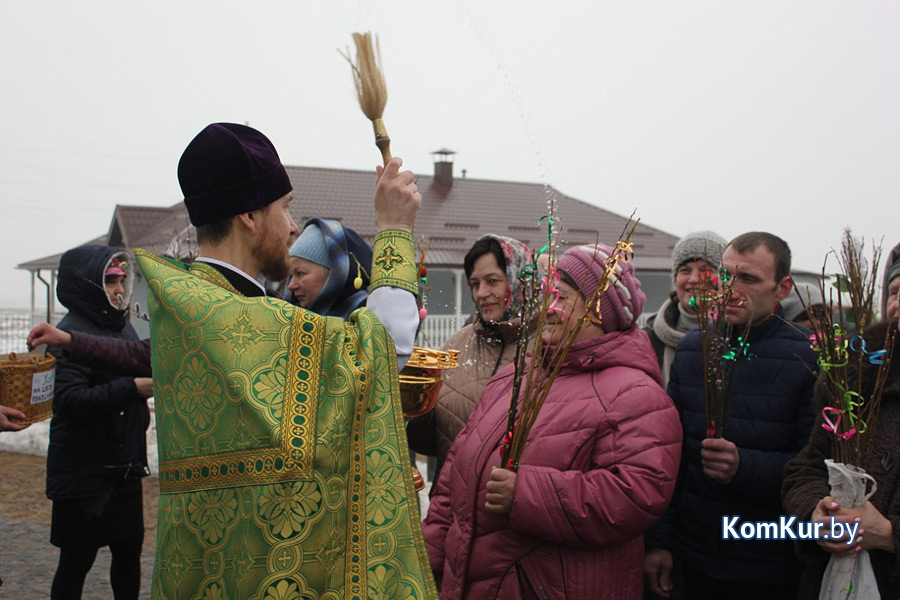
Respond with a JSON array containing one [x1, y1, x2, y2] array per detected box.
[[423, 244, 683, 599]]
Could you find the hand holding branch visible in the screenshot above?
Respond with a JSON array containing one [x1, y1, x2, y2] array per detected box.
[[813, 496, 895, 554], [484, 467, 516, 515], [701, 437, 740, 484]]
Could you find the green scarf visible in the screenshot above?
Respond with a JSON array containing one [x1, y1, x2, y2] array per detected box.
[[135, 249, 436, 600]]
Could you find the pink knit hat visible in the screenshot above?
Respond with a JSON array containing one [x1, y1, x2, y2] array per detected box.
[[555, 243, 645, 332]]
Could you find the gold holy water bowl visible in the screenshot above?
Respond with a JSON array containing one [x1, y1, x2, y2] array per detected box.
[[400, 346, 459, 492], [399, 346, 459, 418]]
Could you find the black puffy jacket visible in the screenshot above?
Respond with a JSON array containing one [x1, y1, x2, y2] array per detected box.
[[46, 245, 150, 500], [645, 307, 819, 586]]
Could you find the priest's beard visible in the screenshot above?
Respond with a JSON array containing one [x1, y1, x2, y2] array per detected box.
[[253, 226, 290, 282]]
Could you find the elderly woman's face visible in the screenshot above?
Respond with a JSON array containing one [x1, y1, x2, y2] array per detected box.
[[542, 280, 603, 346], [468, 252, 509, 323], [887, 277, 900, 322]]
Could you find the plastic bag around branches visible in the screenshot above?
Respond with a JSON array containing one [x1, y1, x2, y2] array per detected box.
[[818, 459, 878, 600]]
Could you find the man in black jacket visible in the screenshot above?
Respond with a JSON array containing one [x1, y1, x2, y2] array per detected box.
[[644, 232, 819, 600]]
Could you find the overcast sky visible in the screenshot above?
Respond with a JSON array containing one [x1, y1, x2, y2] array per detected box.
[[2, 1, 898, 309]]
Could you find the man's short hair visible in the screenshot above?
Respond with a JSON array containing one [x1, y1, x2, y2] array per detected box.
[[195, 216, 235, 247], [728, 232, 792, 282]]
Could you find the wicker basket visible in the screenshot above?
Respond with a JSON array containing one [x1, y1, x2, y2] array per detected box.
[[0, 351, 56, 425]]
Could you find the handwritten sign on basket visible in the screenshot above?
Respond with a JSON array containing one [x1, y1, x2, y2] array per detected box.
[[31, 368, 54, 405]]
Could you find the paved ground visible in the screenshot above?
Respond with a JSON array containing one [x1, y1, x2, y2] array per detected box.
[[0, 450, 432, 598], [0, 451, 158, 599]]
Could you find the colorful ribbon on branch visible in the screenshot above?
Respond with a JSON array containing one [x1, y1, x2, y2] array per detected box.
[[519, 216, 554, 283], [417, 245, 429, 320], [498, 427, 518, 470], [722, 336, 756, 361], [535, 215, 553, 260], [811, 325, 850, 370], [821, 404, 865, 440], [808, 325, 886, 444], [848, 335, 888, 365], [699, 269, 719, 287], [808, 333, 821, 351], [821, 406, 857, 440], [688, 269, 725, 313], [541, 265, 565, 319], [589, 239, 634, 319]]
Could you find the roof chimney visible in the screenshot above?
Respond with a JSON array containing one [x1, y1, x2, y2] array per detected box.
[[431, 148, 456, 191]]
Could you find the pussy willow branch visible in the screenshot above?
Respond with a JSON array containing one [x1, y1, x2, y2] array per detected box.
[[504, 218, 639, 470], [803, 230, 892, 466]]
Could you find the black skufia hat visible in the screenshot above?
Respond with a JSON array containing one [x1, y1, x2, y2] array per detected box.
[[178, 123, 293, 227]]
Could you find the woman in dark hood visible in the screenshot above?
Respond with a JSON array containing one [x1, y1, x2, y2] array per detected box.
[[46, 245, 153, 600], [286, 218, 373, 319]]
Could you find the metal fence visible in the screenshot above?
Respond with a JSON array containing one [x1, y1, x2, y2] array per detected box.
[[0, 311, 64, 355], [0, 309, 467, 355]]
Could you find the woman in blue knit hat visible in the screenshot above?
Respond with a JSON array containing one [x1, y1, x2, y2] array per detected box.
[[287, 218, 373, 319]]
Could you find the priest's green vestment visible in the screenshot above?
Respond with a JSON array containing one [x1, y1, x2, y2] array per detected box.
[[135, 249, 437, 600]]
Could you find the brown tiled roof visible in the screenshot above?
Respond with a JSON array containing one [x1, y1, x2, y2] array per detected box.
[[285, 165, 679, 269], [108, 205, 174, 247], [130, 204, 194, 255], [18, 164, 680, 272]]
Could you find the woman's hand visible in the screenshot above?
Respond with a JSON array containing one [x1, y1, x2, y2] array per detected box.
[[812, 496, 855, 555], [851, 501, 895, 553], [812, 496, 895, 554], [484, 467, 516, 514]]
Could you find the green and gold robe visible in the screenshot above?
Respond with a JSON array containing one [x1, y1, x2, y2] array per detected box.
[[135, 248, 436, 600]]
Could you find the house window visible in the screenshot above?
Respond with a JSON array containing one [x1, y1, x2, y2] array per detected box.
[[424, 269, 458, 315], [635, 271, 673, 314]]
